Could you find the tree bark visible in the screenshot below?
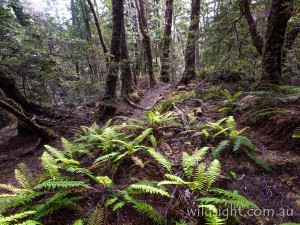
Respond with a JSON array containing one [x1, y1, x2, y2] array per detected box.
[[160, 0, 174, 83], [120, 16, 141, 103], [282, 26, 300, 63], [241, 0, 294, 84], [180, 0, 201, 85], [100, 0, 123, 117], [135, 0, 157, 88], [0, 69, 44, 115], [0, 90, 56, 143], [240, 0, 264, 56], [262, 0, 294, 83], [86, 0, 109, 62]]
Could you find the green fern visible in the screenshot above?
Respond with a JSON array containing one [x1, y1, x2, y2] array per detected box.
[[182, 147, 209, 178], [147, 148, 173, 173], [198, 188, 258, 209], [35, 191, 82, 219], [0, 211, 36, 224], [127, 184, 173, 198], [292, 127, 300, 139], [123, 194, 164, 225], [34, 179, 90, 190], [73, 219, 84, 225], [200, 204, 225, 225], [212, 140, 230, 159]]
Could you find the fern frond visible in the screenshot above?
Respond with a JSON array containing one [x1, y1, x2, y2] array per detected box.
[[41, 151, 60, 179], [112, 201, 126, 211], [182, 147, 208, 178], [66, 165, 95, 179], [45, 145, 79, 165], [292, 127, 300, 139], [205, 160, 221, 189], [34, 179, 90, 190], [73, 220, 84, 225], [128, 184, 173, 198], [210, 188, 257, 208], [35, 191, 82, 219], [0, 211, 36, 225], [233, 136, 254, 153], [124, 194, 164, 225], [193, 163, 206, 190], [16, 220, 41, 225], [15, 163, 34, 189], [147, 148, 173, 173], [87, 203, 104, 225], [0, 184, 29, 195], [94, 152, 120, 164], [212, 140, 229, 159], [133, 128, 153, 145], [0, 192, 44, 213]]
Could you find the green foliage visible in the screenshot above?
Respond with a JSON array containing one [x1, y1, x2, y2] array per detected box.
[[106, 180, 170, 225], [198, 188, 258, 209], [0, 211, 37, 225], [292, 127, 300, 139]]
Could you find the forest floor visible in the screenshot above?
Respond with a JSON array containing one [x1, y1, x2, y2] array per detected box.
[[0, 78, 299, 224]]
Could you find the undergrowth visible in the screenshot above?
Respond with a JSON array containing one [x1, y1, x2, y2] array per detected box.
[[0, 92, 271, 224]]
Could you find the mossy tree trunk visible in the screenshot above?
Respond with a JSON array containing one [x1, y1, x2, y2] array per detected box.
[[0, 69, 45, 115], [262, 0, 294, 83], [135, 0, 157, 88], [0, 90, 56, 143], [160, 0, 174, 83], [180, 0, 201, 85], [120, 14, 141, 103], [241, 0, 294, 84], [99, 0, 123, 117]]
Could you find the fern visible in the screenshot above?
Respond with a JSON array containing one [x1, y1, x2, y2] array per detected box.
[[73, 220, 84, 225], [205, 160, 221, 189], [182, 147, 209, 178], [201, 204, 225, 225], [87, 203, 104, 225], [212, 140, 230, 159], [34, 179, 90, 190], [35, 191, 82, 219], [16, 220, 41, 225], [147, 148, 173, 173], [41, 152, 60, 179], [15, 163, 34, 190], [199, 188, 258, 209], [0, 192, 44, 213], [0, 211, 36, 225], [127, 184, 173, 198], [292, 127, 300, 139], [124, 194, 164, 225], [233, 135, 254, 153]]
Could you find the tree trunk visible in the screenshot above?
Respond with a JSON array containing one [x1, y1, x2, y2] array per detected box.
[[241, 0, 294, 84], [86, 0, 109, 67], [0, 69, 44, 115], [0, 90, 56, 143], [160, 0, 174, 83], [282, 26, 300, 63], [120, 16, 141, 103], [180, 0, 201, 85], [240, 0, 264, 56], [262, 0, 294, 83], [135, 0, 157, 88], [100, 0, 123, 117]]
